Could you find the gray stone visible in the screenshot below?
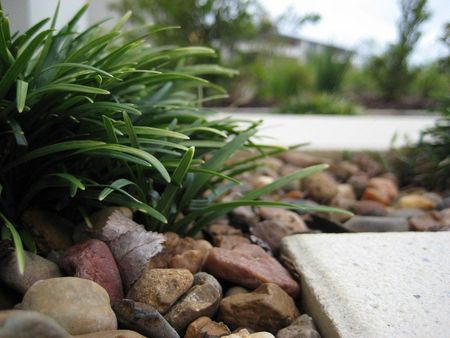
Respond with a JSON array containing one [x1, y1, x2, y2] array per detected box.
[[388, 208, 426, 218], [113, 299, 179, 338], [276, 314, 321, 338], [0, 251, 62, 294], [0, 310, 70, 338], [343, 216, 409, 232], [280, 232, 450, 338], [164, 272, 222, 334]]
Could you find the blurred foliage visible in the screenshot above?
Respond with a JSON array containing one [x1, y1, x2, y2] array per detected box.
[[277, 93, 361, 115], [309, 48, 352, 93], [249, 56, 313, 103], [390, 100, 450, 191], [111, 0, 271, 50], [411, 62, 450, 102], [367, 0, 430, 101]]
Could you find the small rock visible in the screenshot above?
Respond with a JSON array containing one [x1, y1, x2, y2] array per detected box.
[[206, 224, 244, 237], [169, 249, 206, 273], [148, 233, 211, 274], [127, 268, 193, 314], [279, 165, 303, 191], [222, 329, 252, 338], [213, 235, 251, 250], [229, 207, 259, 228], [219, 283, 299, 333], [165, 272, 222, 334], [251, 219, 307, 253], [276, 314, 321, 338], [0, 310, 71, 338], [113, 299, 179, 338], [19, 277, 117, 335], [362, 177, 398, 206], [225, 286, 250, 298], [205, 244, 300, 298], [351, 154, 382, 177], [397, 195, 436, 210], [73, 330, 145, 338], [251, 333, 275, 338], [343, 216, 409, 232], [184, 316, 231, 338], [388, 208, 426, 218], [251, 176, 275, 189], [303, 172, 338, 203], [352, 200, 387, 217], [437, 197, 450, 210], [60, 239, 123, 303], [0, 251, 62, 294], [280, 152, 331, 168], [258, 208, 308, 233], [261, 157, 284, 173], [329, 161, 359, 181], [409, 212, 445, 231], [347, 174, 369, 198], [21, 209, 73, 254]]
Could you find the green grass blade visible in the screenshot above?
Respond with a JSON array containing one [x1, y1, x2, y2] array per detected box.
[[156, 147, 195, 218], [30, 83, 110, 96], [0, 213, 25, 274], [0, 29, 51, 99], [48, 173, 85, 197], [242, 164, 329, 200], [132, 126, 189, 140], [178, 129, 255, 210], [98, 178, 136, 201], [5, 140, 106, 169], [16, 80, 28, 112]]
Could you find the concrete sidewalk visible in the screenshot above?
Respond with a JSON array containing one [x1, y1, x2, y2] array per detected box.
[[217, 111, 438, 151], [281, 232, 450, 338]]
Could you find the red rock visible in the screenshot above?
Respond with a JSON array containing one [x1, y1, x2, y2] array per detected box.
[[60, 239, 123, 303], [205, 243, 300, 298]]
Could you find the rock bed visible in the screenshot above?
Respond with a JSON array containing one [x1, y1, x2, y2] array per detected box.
[[0, 150, 448, 338]]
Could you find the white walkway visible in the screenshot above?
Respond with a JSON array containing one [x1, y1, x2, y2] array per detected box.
[[217, 112, 439, 151]]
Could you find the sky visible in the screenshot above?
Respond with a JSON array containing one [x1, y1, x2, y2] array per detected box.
[[261, 0, 449, 64]]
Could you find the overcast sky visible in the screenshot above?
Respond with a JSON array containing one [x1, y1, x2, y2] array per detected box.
[[261, 0, 449, 64]]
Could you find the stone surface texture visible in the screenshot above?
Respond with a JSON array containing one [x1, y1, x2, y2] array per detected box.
[[280, 232, 450, 338], [126, 268, 193, 314], [219, 283, 299, 333], [0, 251, 62, 294], [60, 239, 123, 303], [113, 299, 179, 338], [0, 310, 71, 338], [19, 277, 117, 335], [205, 243, 300, 298]]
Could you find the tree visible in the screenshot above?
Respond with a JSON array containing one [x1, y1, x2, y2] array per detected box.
[[368, 0, 430, 100], [111, 0, 270, 51]]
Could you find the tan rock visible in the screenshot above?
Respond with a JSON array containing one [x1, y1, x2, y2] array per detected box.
[[74, 330, 145, 338], [398, 194, 436, 210], [127, 268, 193, 314], [219, 283, 299, 333], [303, 172, 338, 203], [213, 235, 251, 249], [19, 277, 117, 335], [184, 316, 231, 338]]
